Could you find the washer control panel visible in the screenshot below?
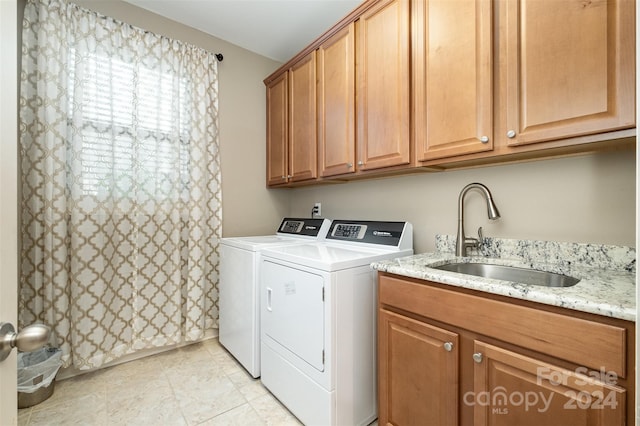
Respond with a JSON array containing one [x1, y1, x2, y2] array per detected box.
[[326, 220, 409, 247], [331, 223, 367, 239]]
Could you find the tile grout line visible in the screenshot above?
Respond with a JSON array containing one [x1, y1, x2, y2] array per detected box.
[[153, 356, 189, 426]]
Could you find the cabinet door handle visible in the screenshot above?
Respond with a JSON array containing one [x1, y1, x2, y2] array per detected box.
[[480, 136, 489, 144], [443, 342, 454, 352], [357, 161, 364, 166], [472, 352, 483, 363], [347, 163, 353, 168], [507, 130, 516, 139]]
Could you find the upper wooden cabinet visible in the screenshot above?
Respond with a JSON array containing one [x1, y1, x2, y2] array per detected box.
[[266, 52, 318, 186], [266, 72, 288, 186], [356, 0, 411, 171], [413, 0, 493, 161], [318, 23, 356, 178], [264, 0, 635, 186], [500, 0, 635, 147], [288, 52, 318, 182]]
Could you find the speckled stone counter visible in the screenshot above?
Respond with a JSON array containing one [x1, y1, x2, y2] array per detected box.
[[371, 236, 636, 322]]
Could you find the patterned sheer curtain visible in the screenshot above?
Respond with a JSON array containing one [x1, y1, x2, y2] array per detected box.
[[19, 0, 222, 369]]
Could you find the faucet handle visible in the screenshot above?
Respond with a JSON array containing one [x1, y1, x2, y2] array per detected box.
[[464, 236, 479, 248], [477, 227, 491, 256]]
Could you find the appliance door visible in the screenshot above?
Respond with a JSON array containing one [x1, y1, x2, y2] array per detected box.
[[261, 260, 325, 372], [219, 244, 260, 377]]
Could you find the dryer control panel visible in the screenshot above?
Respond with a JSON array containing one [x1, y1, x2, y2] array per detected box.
[[277, 218, 331, 238]]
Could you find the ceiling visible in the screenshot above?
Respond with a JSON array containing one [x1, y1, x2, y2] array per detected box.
[[123, 0, 363, 62]]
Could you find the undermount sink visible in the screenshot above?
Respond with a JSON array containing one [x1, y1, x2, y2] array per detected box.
[[432, 262, 580, 288]]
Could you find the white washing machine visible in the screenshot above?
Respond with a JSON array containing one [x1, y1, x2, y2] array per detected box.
[[219, 217, 331, 378], [259, 220, 413, 425]]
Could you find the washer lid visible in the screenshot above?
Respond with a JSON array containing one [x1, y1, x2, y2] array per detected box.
[[221, 235, 307, 251], [261, 242, 413, 272], [220, 218, 332, 251]]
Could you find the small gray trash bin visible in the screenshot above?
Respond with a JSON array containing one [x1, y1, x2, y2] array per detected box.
[[17, 347, 62, 408]]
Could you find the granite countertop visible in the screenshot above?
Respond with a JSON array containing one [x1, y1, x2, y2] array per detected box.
[[371, 236, 636, 322]]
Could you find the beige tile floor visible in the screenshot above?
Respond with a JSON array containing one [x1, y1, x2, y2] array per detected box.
[[18, 339, 303, 426]]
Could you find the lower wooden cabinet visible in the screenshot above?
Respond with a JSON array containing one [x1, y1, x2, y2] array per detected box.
[[473, 341, 626, 426], [379, 310, 459, 426], [378, 273, 635, 426]]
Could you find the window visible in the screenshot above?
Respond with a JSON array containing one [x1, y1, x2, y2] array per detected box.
[[69, 51, 191, 199]]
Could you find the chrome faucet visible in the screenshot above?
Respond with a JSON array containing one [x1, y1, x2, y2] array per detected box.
[[456, 183, 501, 257]]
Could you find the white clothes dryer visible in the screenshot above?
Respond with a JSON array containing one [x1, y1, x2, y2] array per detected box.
[[259, 220, 413, 425], [219, 217, 331, 378]]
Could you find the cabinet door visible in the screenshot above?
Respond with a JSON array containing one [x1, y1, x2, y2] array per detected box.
[[356, 0, 410, 171], [379, 309, 458, 426], [288, 52, 317, 182], [318, 23, 356, 178], [473, 341, 626, 426], [503, 0, 635, 146], [266, 72, 288, 186], [413, 0, 493, 161]]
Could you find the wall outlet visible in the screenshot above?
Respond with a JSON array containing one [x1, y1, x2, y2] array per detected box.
[[312, 202, 321, 217]]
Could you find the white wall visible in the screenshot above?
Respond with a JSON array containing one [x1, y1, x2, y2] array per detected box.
[[289, 151, 636, 254], [73, 0, 289, 238]]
